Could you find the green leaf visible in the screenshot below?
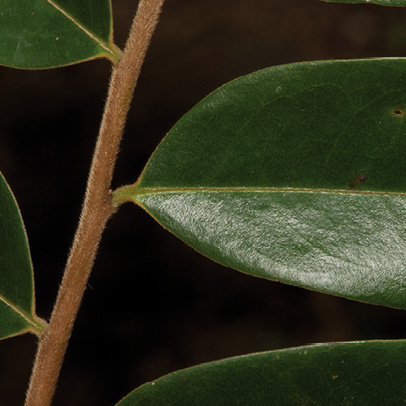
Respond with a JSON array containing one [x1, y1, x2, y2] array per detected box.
[[115, 58, 406, 310], [0, 0, 120, 69], [0, 172, 45, 339], [321, 0, 406, 6], [116, 340, 406, 405]]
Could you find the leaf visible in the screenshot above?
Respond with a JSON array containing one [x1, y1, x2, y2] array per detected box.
[[116, 340, 406, 405], [321, 0, 406, 6], [0, 172, 45, 339], [0, 0, 120, 69], [114, 58, 406, 310]]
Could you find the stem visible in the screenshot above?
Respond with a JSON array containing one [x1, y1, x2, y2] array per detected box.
[[24, 1, 165, 405]]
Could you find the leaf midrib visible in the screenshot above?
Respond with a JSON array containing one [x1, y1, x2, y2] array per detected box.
[[113, 185, 406, 206], [133, 186, 406, 196], [0, 292, 37, 328], [46, 0, 115, 56]]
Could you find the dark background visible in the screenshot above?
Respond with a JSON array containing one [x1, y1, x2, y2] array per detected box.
[[1, 0, 406, 404]]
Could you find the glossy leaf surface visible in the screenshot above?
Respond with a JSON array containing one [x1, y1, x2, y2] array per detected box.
[[115, 58, 406, 309], [116, 341, 406, 405], [0, 0, 120, 69], [322, 0, 406, 5], [0, 173, 45, 339]]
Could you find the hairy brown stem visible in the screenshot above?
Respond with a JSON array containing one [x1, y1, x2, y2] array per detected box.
[[24, 1, 165, 405]]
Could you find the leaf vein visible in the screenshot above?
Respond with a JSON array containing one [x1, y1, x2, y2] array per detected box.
[[45, 0, 114, 56], [0, 292, 36, 328], [134, 187, 406, 196]]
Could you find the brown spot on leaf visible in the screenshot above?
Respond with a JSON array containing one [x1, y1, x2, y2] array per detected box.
[[350, 174, 366, 190], [392, 109, 404, 117]]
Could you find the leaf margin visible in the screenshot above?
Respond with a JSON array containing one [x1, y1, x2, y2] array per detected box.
[[321, 0, 406, 7], [0, 171, 46, 339], [115, 340, 406, 405]]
